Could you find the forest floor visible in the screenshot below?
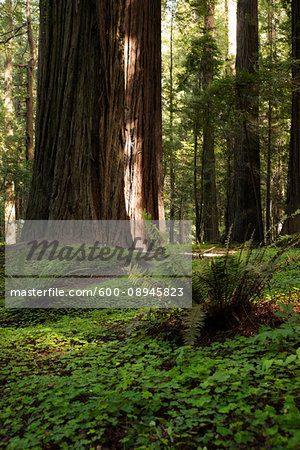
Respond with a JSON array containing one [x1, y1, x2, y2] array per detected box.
[[0, 244, 299, 449]]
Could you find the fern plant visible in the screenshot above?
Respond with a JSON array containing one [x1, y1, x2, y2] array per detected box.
[[194, 234, 300, 311], [182, 303, 206, 345], [183, 233, 300, 345]]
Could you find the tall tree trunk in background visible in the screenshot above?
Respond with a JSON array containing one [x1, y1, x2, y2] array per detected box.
[[4, 0, 13, 137], [224, 0, 236, 237], [25, 0, 37, 161], [224, 143, 233, 236], [202, 0, 219, 242], [194, 132, 201, 242], [4, 0, 16, 244], [266, 100, 272, 240], [179, 197, 185, 243], [124, 0, 164, 221], [232, 0, 263, 242], [193, 10, 201, 243], [266, 0, 276, 242], [26, 0, 127, 220], [282, 0, 300, 234], [168, 2, 175, 241], [273, 157, 285, 237]]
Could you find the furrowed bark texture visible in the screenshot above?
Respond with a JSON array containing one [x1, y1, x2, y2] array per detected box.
[[232, 0, 263, 242], [26, 0, 127, 220], [283, 0, 300, 233], [124, 0, 164, 220]]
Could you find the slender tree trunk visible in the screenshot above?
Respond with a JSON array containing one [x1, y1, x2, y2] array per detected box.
[[232, 0, 263, 242], [202, 0, 219, 242], [25, 0, 37, 161], [124, 0, 164, 221], [4, 0, 16, 244], [169, 2, 175, 241], [193, 10, 202, 241], [282, 0, 300, 234], [26, 0, 127, 220], [224, 0, 236, 236], [266, 99, 272, 240], [273, 157, 285, 237], [199, 135, 205, 242], [266, 0, 276, 242], [179, 198, 185, 243], [4, 0, 13, 138], [194, 132, 201, 242], [224, 139, 234, 235]]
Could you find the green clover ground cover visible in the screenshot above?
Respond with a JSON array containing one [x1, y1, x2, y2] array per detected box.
[[0, 307, 299, 449], [0, 246, 299, 449]]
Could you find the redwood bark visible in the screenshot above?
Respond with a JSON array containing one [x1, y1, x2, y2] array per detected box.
[[26, 0, 127, 220], [283, 0, 300, 234], [232, 0, 264, 242], [124, 0, 164, 220]]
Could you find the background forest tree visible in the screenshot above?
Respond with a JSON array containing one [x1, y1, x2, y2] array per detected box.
[[0, 0, 38, 239], [162, 0, 298, 242], [0, 0, 299, 242]]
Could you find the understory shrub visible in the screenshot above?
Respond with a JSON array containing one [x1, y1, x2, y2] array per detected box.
[[184, 234, 300, 344]]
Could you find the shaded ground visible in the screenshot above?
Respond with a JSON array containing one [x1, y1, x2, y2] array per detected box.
[[0, 305, 299, 449], [0, 244, 299, 448]]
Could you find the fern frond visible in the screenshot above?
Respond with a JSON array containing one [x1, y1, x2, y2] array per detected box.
[[182, 304, 206, 346]]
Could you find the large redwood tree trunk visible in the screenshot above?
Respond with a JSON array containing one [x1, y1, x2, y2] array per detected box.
[[26, 0, 127, 220], [232, 0, 264, 242], [124, 0, 164, 220], [283, 0, 300, 234]]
